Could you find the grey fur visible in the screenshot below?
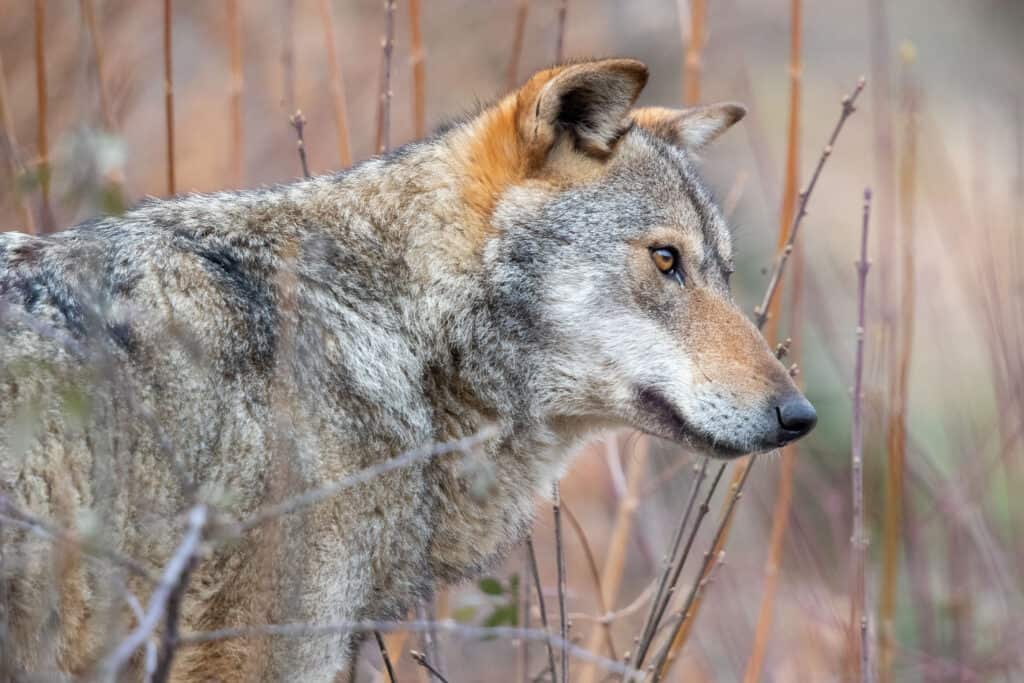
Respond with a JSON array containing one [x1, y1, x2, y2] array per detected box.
[[0, 59, 811, 681]]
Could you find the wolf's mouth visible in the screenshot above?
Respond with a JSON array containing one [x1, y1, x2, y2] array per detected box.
[[632, 385, 749, 459]]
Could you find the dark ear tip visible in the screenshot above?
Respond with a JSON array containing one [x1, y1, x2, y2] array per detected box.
[[722, 102, 747, 124], [599, 58, 649, 90]]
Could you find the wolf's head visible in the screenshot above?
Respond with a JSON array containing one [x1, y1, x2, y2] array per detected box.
[[451, 58, 816, 458]]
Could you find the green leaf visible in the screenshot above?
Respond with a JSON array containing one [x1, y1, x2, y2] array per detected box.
[[452, 605, 477, 623], [478, 577, 504, 596], [483, 604, 518, 628]]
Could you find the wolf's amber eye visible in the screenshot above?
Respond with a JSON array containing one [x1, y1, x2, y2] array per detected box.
[[650, 247, 678, 275]]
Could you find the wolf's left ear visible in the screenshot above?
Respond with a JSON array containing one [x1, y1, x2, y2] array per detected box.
[[632, 103, 746, 152], [517, 59, 649, 163]]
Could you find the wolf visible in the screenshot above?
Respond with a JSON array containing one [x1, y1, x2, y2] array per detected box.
[[0, 58, 815, 681]]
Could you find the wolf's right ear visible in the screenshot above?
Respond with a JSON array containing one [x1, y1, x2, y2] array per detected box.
[[515, 59, 649, 165]]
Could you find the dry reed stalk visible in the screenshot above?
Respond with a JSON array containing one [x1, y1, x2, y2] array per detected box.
[[33, 0, 54, 233], [576, 441, 647, 683], [526, 537, 558, 683], [741, 2, 802, 678], [867, 3, 898, 675], [375, 0, 396, 154], [561, 502, 616, 661], [79, 0, 116, 132], [408, 0, 426, 139], [410, 649, 449, 683], [226, 0, 244, 187], [682, 0, 705, 106], [644, 79, 865, 673], [850, 188, 873, 683], [506, 0, 530, 90], [554, 0, 568, 63], [0, 54, 36, 234], [316, 0, 352, 167], [163, 0, 175, 195], [552, 484, 569, 683]]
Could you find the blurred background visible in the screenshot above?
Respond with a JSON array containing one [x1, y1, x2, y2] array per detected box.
[[1, 1, 1022, 681]]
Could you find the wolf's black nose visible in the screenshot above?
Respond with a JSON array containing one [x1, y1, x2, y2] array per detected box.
[[775, 396, 817, 441]]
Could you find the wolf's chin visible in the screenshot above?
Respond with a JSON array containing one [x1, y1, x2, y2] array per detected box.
[[631, 384, 753, 459]]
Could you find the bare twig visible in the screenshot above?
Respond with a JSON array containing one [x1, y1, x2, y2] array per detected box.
[[0, 496, 155, 582], [408, 0, 426, 138], [316, 0, 352, 167], [850, 188, 873, 683], [631, 458, 715, 670], [507, 0, 530, 90], [101, 505, 208, 680], [554, 0, 568, 63], [375, 630, 397, 683], [226, 427, 497, 537], [526, 537, 558, 683], [226, 0, 243, 186], [178, 619, 643, 680], [754, 77, 866, 330], [33, 0, 54, 232], [552, 484, 569, 683], [163, 0, 175, 195], [577, 440, 649, 683], [290, 110, 311, 179], [411, 649, 448, 683], [376, 0, 397, 154], [652, 461, 756, 681], [519, 546, 532, 683], [416, 598, 445, 681], [561, 501, 615, 661]]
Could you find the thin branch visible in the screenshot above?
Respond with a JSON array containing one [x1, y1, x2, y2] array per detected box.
[[526, 537, 558, 683], [519, 545, 531, 683], [561, 501, 616, 661], [290, 110, 310, 179], [631, 458, 715, 670], [225, 427, 497, 537], [101, 505, 208, 680], [163, 0, 175, 195], [506, 0, 530, 90], [0, 496, 156, 582], [33, 0, 54, 232], [375, 630, 397, 683], [411, 650, 448, 683], [552, 484, 569, 683], [316, 0, 352, 167], [178, 619, 643, 681], [375, 0, 397, 154], [851, 188, 873, 683], [652, 461, 756, 681], [408, 0, 426, 138], [415, 597, 446, 681], [753, 77, 866, 330]]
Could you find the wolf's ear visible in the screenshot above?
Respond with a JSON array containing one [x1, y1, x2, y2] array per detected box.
[[516, 59, 649, 162], [632, 103, 746, 152]]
